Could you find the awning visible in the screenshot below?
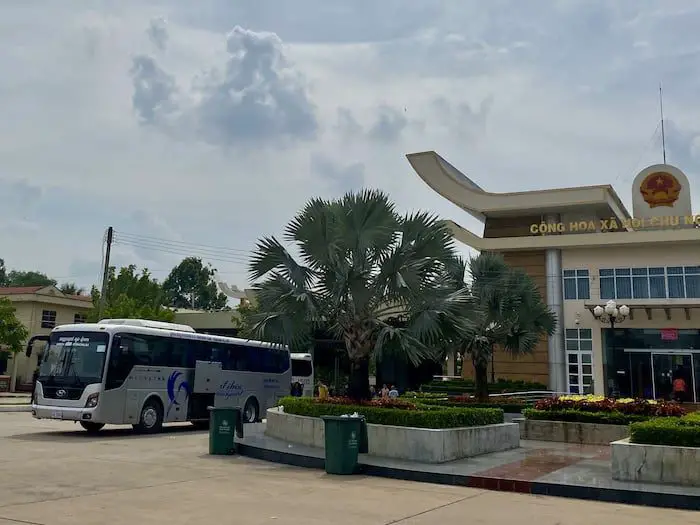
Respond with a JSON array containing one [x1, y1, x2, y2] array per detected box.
[[584, 303, 700, 321]]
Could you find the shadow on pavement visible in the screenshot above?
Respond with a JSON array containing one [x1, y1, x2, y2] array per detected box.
[[7, 424, 207, 442]]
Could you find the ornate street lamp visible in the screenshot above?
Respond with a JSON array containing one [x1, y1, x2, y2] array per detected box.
[[593, 300, 630, 329]]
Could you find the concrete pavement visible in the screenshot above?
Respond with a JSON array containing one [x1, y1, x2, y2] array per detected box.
[[0, 413, 696, 525]]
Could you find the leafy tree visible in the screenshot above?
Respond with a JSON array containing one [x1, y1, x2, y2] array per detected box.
[[59, 282, 85, 296], [247, 190, 469, 400], [163, 257, 228, 310], [87, 265, 174, 322], [0, 259, 7, 287], [5, 270, 56, 288], [458, 253, 557, 401], [232, 299, 259, 338], [0, 297, 29, 364]]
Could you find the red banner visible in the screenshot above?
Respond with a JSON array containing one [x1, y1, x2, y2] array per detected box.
[[660, 328, 678, 341]]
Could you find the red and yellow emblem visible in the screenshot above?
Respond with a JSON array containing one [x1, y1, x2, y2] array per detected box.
[[639, 171, 681, 208]]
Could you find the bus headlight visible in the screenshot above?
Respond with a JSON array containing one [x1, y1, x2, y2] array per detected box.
[[85, 393, 99, 408]]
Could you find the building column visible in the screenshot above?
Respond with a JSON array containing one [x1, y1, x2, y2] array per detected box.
[[545, 213, 566, 394], [446, 352, 456, 377]]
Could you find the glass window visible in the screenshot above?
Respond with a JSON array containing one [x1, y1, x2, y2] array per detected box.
[[563, 277, 577, 300], [566, 328, 594, 395], [615, 268, 632, 299], [41, 310, 57, 329], [668, 273, 685, 298], [632, 274, 649, 298], [563, 269, 590, 300], [599, 269, 615, 299], [685, 267, 700, 298], [649, 267, 667, 298]]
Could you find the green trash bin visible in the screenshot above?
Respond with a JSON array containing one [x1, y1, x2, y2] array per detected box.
[[208, 406, 243, 455], [321, 415, 364, 475]]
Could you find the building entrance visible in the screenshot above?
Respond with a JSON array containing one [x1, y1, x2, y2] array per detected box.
[[624, 349, 698, 402]]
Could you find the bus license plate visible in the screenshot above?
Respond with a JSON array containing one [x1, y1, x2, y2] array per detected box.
[[51, 410, 63, 419]]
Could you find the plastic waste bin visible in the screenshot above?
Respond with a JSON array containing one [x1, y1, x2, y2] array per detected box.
[[208, 406, 243, 455], [321, 415, 364, 475]]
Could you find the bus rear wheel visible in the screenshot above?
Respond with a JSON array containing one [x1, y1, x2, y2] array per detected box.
[[243, 398, 259, 423], [133, 399, 163, 434], [80, 422, 105, 433]]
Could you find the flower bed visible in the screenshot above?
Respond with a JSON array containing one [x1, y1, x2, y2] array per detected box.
[[280, 396, 503, 428], [525, 394, 685, 425], [520, 395, 686, 445], [268, 397, 519, 463]]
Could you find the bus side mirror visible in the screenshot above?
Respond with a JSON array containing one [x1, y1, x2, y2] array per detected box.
[[26, 336, 50, 358]]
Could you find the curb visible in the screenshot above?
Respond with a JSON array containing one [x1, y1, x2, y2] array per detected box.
[[0, 405, 31, 413], [236, 443, 700, 512]]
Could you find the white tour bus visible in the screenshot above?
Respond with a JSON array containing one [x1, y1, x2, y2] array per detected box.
[[26, 319, 291, 433], [290, 352, 314, 396]]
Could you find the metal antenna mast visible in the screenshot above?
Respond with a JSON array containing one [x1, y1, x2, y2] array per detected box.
[[659, 83, 667, 164]]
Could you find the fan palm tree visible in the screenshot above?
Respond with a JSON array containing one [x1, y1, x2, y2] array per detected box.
[[458, 252, 557, 401], [247, 190, 470, 400]]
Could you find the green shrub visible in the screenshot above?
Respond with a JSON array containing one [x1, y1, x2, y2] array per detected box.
[[278, 396, 504, 429], [420, 379, 547, 395], [630, 415, 700, 448], [523, 408, 648, 426], [419, 398, 528, 414]]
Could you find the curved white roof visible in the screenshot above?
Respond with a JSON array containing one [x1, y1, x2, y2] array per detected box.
[[406, 150, 631, 221]]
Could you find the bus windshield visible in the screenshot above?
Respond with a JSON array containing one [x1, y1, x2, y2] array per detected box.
[[37, 331, 109, 386], [291, 358, 312, 377]]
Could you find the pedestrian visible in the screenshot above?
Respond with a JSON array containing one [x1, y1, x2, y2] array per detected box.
[[388, 385, 399, 399]]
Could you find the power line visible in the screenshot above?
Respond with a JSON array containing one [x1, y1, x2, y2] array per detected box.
[[113, 238, 250, 266], [115, 231, 252, 256]]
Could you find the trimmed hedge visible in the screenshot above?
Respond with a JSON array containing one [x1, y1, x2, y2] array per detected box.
[[419, 398, 528, 414], [420, 379, 547, 395], [278, 396, 504, 429], [630, 414, 700, 448], [523, 408, 648, 426]]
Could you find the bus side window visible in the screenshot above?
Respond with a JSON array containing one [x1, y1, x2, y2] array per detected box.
[[170, 339, 190, 368], [195, 341, 213, 363], [229, 344, 252, 372], [105, 335, 131, 390], [147, 335, 170, 367]]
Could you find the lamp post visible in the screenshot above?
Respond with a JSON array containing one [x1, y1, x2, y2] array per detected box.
[[593, 300, 629, 398], [593, 300, 630, 329]]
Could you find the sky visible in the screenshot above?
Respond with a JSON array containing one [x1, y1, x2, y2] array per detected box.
[[3, 0, 700, 291]]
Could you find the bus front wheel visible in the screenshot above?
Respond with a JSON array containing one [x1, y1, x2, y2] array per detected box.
[[133, 399, 163, 434], [243, 398, 259, 423], [80, 421, 105, 433]]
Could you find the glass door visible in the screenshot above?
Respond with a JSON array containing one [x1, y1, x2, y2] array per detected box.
[[652, 353, 696, 402]]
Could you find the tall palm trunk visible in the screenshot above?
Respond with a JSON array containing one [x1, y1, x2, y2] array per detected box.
[[472, 354, 490, 402], [347, 356, 370, 400]]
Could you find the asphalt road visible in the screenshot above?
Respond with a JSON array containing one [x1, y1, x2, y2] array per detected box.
[[0, 413, 695, 525]]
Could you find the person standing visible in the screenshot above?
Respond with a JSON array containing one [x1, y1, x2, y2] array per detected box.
[[673, 371, 687, 403]]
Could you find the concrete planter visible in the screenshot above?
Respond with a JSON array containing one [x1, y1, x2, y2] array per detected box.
[[516, 418, 629, 445], [265, 407, 520, 463], [612, 438, 700, 486]]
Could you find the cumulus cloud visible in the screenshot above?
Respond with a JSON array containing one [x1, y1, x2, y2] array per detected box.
[[130, 55, 178, 124], [367, 105, 409, 143], [310, 154, 365, 191], [129, 25, 318, 147], [147, 17, 168, 51]]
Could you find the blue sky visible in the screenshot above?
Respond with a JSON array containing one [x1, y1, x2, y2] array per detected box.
[[2, 0, 700, 290]]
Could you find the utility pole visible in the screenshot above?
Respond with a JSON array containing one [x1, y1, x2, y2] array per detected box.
[[98, 227, 113, 319]]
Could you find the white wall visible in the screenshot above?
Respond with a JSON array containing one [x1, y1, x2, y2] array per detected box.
[[561, 244, 700, 394]]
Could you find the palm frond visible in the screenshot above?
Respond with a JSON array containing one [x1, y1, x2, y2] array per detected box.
[[248, 236, 311, 288]]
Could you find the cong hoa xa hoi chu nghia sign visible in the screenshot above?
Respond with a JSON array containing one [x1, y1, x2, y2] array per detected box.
[[529, 215, 700, 235]]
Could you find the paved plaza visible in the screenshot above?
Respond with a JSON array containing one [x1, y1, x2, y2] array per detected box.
[[0, 413, 696, 524]]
